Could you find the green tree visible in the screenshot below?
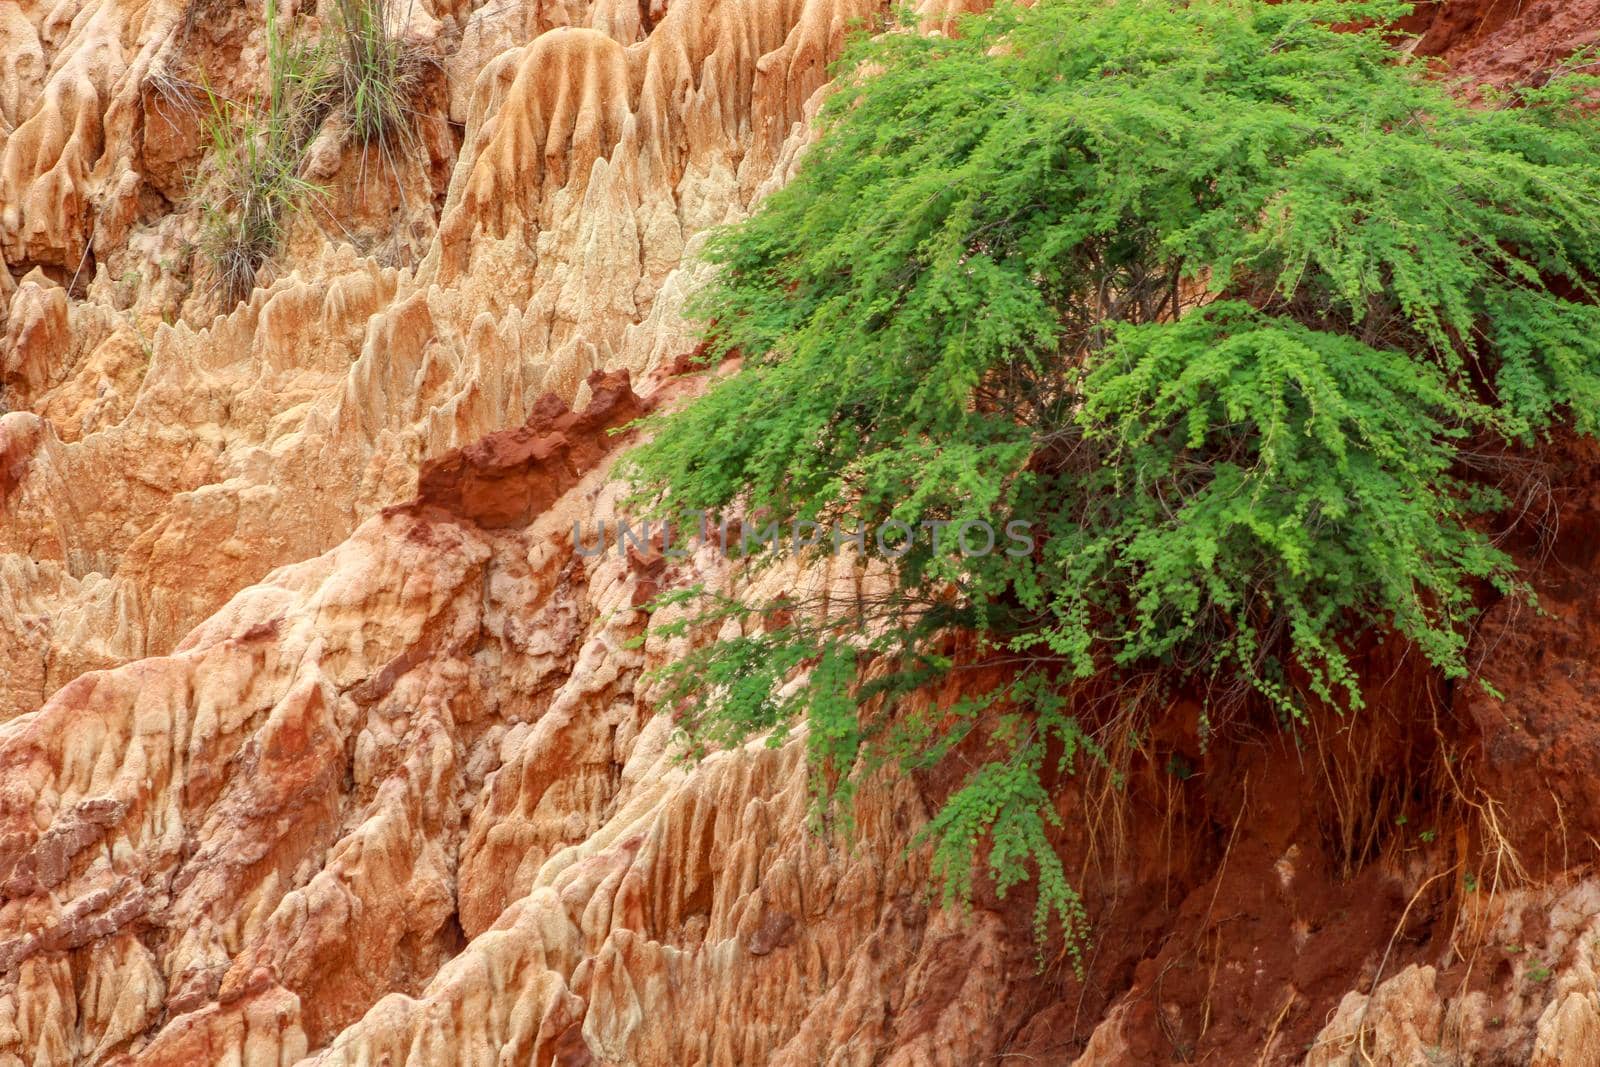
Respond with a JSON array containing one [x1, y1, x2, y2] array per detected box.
[[624, 0, 1600, 949]]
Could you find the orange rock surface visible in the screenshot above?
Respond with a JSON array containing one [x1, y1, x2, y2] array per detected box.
[[3, 0, 1600, 1063]]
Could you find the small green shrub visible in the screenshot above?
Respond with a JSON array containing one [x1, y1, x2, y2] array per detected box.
[[626, 0, 1600, 950]]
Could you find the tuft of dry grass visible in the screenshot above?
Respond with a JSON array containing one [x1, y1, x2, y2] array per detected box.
[[194, 0, 431, 307], [328, 0, 431, 180], [197, 0, 333, 305]]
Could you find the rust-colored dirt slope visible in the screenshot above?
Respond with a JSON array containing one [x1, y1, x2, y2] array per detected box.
[[1, 0, 1598, 1063]]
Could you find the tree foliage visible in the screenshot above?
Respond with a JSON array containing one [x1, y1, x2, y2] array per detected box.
[[624, 0, 1600, 946]]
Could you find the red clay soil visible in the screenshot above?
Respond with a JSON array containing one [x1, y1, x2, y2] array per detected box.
[[405, 356, 727, 533], [1403, 0, 1600, 85], [1459, 436, 1600, 878], [901, 640, 1458, 1063], [409, 369, 646, 529]]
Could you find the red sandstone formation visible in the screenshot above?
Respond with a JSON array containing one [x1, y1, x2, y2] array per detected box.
[[414, 369, 645, 528]]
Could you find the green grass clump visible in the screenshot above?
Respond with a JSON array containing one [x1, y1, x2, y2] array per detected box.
[[329, 0, 426, 162], [624, 0, 1600, 952], [197, 0, 426, 306], [198, 0, 332, 305]]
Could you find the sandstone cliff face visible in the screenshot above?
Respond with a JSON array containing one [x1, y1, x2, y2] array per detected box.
[[2, 0, 1598, 1063], [0, 0, 882, 720]]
